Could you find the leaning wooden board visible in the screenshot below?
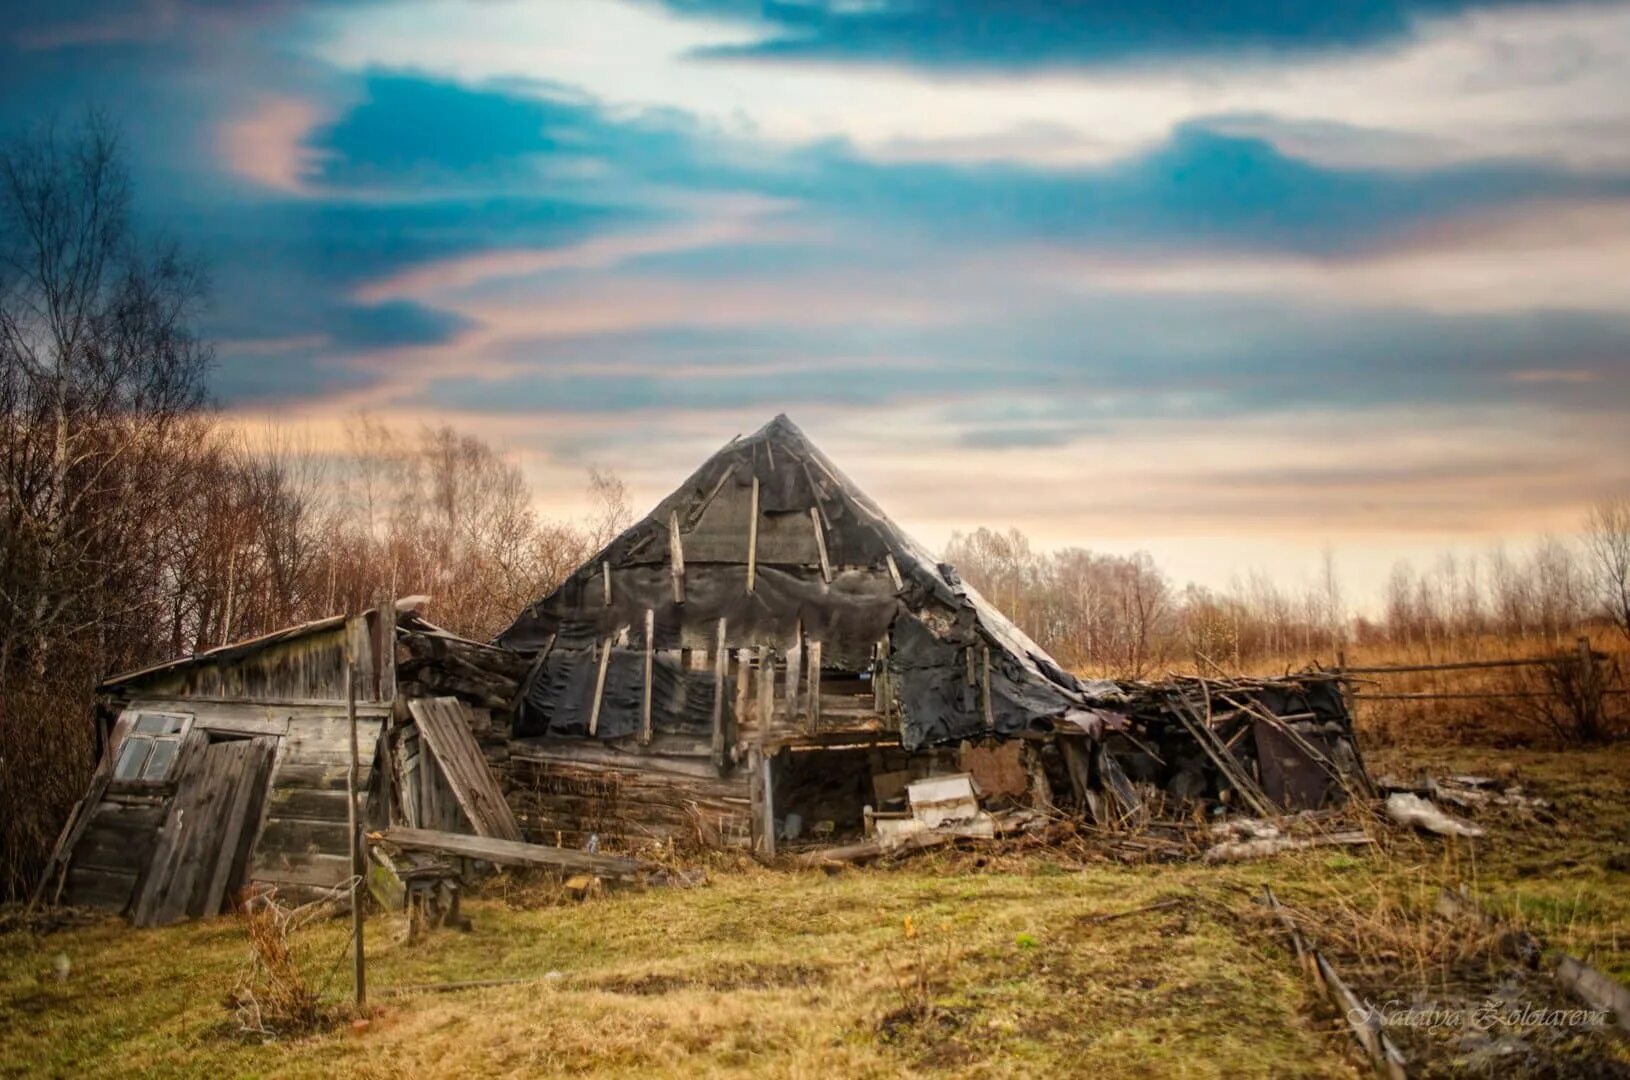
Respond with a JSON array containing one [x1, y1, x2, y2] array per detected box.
[[376, 827, 649, 881], [408, 697, 523, 841]]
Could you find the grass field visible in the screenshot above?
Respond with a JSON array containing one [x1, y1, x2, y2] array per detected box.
[[3, 744, 1629, 1079]]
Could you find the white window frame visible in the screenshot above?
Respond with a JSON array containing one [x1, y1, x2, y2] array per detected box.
[[112, 713, 193, 782]]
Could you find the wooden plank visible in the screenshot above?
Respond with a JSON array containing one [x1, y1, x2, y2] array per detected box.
[[202, 736, 276, 917], [712, 619, 728, 769], [808, 641, 822, 735], [195, 716, 289, 738], [810, 508, 832, 583], [408, 697, 524, 842], [746, 475, 760, 593], [602, 561, 613, 606], [267, 787, 352, 820], [256, 815, 354, 855], [134, 737, 250, 926], [62, 867, 140, 912], [587, 638, 612, 738], [641, 609, 655, 746], [885, 553, 903, 591], [377, 827, 649, 880], [668, 510, 685, 604]]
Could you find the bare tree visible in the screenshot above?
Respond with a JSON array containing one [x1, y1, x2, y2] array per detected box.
[[1585, 498, 1630, 642], [0, 113, 214, 896]]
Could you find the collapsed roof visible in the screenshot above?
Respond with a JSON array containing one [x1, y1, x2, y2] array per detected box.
[[498, 414, 1119, 750]]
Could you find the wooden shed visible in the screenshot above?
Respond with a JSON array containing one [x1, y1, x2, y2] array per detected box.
[[39, 605, 524, 926]]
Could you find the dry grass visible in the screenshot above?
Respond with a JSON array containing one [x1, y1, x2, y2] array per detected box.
[[2, 744, 1628, 1078]]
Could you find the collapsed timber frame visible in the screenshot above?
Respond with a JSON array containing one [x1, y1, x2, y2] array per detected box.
[[45, 414, 1374, 926], [493, 415, 1371, 854]]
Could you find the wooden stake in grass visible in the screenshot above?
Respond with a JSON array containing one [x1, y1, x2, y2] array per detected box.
[[346, 660, 366, 1007]]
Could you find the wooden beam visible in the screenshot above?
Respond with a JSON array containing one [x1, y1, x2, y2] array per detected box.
[[810, 508, 831, 583], [760, 750, 776, 858], [601, 561, 612, 606], [885, 553, 903, 591], [712, 618, 728, 769], [808, 641, 822, 735], [587, 638, 612, 737], [378, 827, 648, 881], [746, 475, 760, 593], [641, 610, 654, 746], [668, 510, 685, 604]]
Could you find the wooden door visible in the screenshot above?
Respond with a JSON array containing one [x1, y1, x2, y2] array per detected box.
[[131, 735, 277, 927]]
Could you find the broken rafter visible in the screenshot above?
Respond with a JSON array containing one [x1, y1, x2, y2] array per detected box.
[[810, 507, 832, 583], [587, 637, 613, 737], [746, 475, 760, 594], [1167, 689, 1276, 817], [640, 610, 654, 746], [668, 511, 685, 604]]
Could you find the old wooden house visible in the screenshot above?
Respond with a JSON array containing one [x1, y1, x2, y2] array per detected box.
[[493, 414, 1137, 854], [45, 413, 1370, 922]]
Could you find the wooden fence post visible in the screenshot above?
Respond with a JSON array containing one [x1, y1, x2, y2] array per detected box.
[[346, 659, 366, 1007]]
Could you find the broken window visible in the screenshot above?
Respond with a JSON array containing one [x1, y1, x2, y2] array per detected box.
[[112, 713, 192, 781]]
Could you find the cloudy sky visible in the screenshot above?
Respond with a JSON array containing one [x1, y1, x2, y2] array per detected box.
[[5, 0, 1628, 604]]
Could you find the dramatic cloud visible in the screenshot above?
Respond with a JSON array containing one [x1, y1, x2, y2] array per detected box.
[[3, 0, 1626, 603]]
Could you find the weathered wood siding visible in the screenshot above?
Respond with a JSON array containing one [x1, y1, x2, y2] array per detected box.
[[506, 741, 753, 849], [251, 710, 384, 897], [105, 614, 389, 706]]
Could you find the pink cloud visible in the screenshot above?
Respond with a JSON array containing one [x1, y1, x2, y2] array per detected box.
[[217, 96, 327, 194]]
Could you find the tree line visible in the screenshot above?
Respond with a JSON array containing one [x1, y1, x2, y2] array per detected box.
[[945, 509, 1630, 680]]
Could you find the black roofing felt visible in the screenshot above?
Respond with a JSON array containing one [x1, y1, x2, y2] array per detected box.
[[499, 414, 1119, 750]]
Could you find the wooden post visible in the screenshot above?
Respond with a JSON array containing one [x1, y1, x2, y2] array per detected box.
[[761, 750, 777, 858], [885, 553, 903, 591], [746, 476, 760, 593], [345, 661, 366, 1007], [810, 508, 831, 584], [602, 561, 612, 607], [641, 610, 654, 745], [712, 619, 728, 768], [756, 645, 774, 734], [786, 622, 802, 721], [668, 511, 685, 604], [588, 638, 612, 737], [808, 641, 822, 735], [1336, 649, 1359, 717]]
